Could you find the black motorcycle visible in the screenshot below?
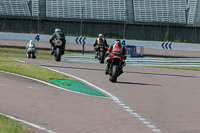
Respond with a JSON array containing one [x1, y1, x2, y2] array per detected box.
[[107, 56, 123, 83], [53, 40, 64, 61], [97, 45, 107, 63]]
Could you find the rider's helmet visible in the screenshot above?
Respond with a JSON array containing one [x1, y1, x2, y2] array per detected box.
[[29, 40, 33, 44], [55, 28, 61, 33], [98, 33, 103, 37], [29, 40, 35, 45], [28, 40, 35, 47], [115, 40, 121, 46]]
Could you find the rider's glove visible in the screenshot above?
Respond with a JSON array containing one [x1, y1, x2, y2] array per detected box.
[[123, 62, 126, 66], [105, 52, 109, 57], [124, 56, 127, 60]]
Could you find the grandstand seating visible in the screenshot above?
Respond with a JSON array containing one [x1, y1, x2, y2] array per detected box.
[[32, 0, 39, 17], [133, 0, 187, 24], [188, 0, 198, 25], [195, 0, 200, 26], [0, 0, 31, 16], [188, 0, 200, 26], [0, 0, 199, 26], [46, 0, 126, 21]]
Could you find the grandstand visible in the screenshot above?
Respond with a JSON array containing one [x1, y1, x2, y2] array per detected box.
[[32, 0, 39, 17], [195, 0, 200, 26], [0, 0, 30, 16], [188, 0, 200, 26], [46, 0, 126, 21], [0, 0, 200, 26], [133, 0, 187, 24]]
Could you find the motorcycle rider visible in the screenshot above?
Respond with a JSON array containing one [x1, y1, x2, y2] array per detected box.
[[93, 33, 109, 58], [105, 40, 127, 75], [49, 28, 66, 55], [26, 40, 36, 58]]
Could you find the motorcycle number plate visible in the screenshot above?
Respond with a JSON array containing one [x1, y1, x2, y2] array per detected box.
[[100, 48, 104, 51]]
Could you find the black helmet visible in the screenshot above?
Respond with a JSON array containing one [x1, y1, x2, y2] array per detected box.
[[115, 40, 121, 46]]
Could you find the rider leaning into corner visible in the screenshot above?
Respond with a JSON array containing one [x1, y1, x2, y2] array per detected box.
[[93, 33, 109, 58], [105, 40, 127, 75], [49, 28, 66, 55]]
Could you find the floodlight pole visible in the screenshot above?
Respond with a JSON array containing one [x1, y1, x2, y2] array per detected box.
[[80, 7, 84, 55], [37, 11, 40, 34], [167, 11, 170, 42], [123, 15, 127, 40]]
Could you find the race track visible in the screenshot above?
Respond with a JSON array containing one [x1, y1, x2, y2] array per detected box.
[[0, 70, 152, 133], [1, 57, 200, 133]]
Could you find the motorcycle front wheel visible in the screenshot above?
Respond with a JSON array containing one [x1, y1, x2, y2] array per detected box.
[[55, 48, 61, 61]]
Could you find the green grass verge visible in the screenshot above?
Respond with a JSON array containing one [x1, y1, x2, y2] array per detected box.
[[0, 47, 84, 54], [147, 66, 200, 71], [0, 47, 86, 60], [0, 53, 54, 60], [0, 115, 33, 133], [0, 56, 70, 82], [0, 48, 54, 60]]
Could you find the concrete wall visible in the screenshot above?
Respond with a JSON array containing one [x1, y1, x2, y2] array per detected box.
[[1, 32, 200, 51]]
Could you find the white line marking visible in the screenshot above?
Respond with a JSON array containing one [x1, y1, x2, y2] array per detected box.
[[131, 113, 142, 118], [0, 113, 56, 133], [142, 121, 151, 124], [122, 106, 130, 109], [126, 109, 133, 112], [138, 118, 146, 121], [118, 103, 125, 106], [13, 59, 26, 63], [10, 58, 162, 133], [147, 125, 156, 128], [152, 129, 161, 132], [114, 100, 121, 104]]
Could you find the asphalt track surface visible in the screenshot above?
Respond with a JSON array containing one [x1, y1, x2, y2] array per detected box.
[[1, 56, 200, 133], [1, 39, 200, 133]]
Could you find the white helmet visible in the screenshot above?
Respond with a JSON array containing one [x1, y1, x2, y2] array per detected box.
[[29, 40, 33, 44], [55, 28, 61, 32], [28, 40, 35, 47], [98, 33, 103, 37]]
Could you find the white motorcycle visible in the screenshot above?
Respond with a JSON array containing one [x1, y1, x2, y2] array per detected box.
[[26, 40, 36, 59]]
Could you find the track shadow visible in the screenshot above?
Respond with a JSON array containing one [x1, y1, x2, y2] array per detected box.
[[41, 65, 198, 78], [124, 71, 198, 78], [117, 81, 161, 86]]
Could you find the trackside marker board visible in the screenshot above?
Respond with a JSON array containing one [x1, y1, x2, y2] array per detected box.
[[49, 80, 108, 97]]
